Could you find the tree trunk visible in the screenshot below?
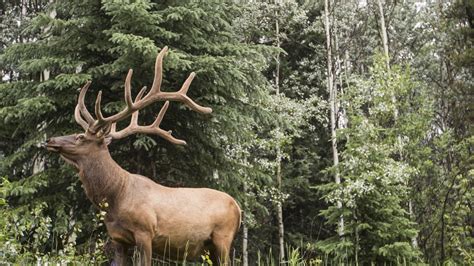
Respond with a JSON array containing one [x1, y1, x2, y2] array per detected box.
[[242, 222, 248, 265], [376, 0, 418, 248], [354, 208, 359, 266], [375, 0, 396, 118], [376, 0, 390, 70], [242, 181, 249, 266], [274, 3, 285, 261], [276, 154, 285, 264], [324, 0, 343, 237]]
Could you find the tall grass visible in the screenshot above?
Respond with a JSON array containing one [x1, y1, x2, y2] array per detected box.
[[2, 243, 418, 265]]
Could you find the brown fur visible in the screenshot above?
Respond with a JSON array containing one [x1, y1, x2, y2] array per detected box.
[[47, 133, 241, 265]]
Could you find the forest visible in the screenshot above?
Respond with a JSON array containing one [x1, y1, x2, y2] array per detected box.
[[0, 0, 472, 265]]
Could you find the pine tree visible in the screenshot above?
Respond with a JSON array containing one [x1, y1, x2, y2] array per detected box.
[[0, 0, 272, 261]]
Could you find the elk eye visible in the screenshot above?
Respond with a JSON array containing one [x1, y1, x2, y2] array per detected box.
[[76, 134, 85, 141]]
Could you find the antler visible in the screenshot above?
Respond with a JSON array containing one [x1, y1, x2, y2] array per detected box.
[[75, 81, 94, 130], [74, 46, 212, 144], [108, 101, 186, 145]]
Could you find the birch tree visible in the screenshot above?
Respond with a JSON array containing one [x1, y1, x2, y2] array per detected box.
[[274, 2, 286, 262], [324, 0, 343, 237]]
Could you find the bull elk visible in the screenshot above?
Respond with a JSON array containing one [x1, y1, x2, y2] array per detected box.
[[45, 46, 241, 265]]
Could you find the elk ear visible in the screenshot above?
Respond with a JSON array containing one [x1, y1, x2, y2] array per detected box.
[[104, 137, 112, 146]]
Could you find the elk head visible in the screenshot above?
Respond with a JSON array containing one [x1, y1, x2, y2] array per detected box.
[[46, 46, 212, 167]]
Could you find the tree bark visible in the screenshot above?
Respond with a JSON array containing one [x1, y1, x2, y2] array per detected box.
[[324, 0, 344, 237], [376, 0, 390, 70], [242, 179, 249, 266], [276, 155, 285, 264], [274, 3, 285, 261], [242, 222, 248, 266]]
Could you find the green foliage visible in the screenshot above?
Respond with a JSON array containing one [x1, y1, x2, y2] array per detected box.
[[0, 176, 107, 264], [317, 57, 423, 263], [1, 0, 274, 262], [0, 0, 471, 264], [234, 2, 332, 257]]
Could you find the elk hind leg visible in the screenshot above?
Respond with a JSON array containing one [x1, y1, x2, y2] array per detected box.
[[210, 232, 233, 265]]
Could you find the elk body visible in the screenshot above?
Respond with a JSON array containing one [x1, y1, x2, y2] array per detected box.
[[46, 47, 241, 265]]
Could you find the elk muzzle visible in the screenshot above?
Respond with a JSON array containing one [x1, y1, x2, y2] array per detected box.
[[45, 135, 76, 152], [46, 138, 61, 152]]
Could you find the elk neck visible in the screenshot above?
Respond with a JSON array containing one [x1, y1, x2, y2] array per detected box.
[[77, 148, 129, 207]]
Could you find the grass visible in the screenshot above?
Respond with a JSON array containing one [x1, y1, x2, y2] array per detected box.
[[2, 242, 420, 266]]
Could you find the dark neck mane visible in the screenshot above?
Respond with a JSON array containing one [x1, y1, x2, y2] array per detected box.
[[77, 149, 129, 206]]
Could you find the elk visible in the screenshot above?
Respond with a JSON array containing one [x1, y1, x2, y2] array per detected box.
[[45, 46, 241, 265]]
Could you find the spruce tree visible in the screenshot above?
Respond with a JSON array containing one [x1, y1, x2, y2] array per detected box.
[[0, 0, 272, 261]]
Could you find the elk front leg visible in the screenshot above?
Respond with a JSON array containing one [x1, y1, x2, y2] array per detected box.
[[111, 240, 129, 266], [134, 232, 152, 266]]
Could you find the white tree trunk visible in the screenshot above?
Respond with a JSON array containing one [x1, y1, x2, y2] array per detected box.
[[376, 0, 390, 70], [376, 0, 418, 248], [324, 0, 344, 237], [274, 4, 285, 261], [242, 181, 249, 266], [276, 151, 285, 263], [242, 222, 248, 266]]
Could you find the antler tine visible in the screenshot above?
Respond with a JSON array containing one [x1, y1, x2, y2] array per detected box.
[[178, 72, 195, 95], [77, 81, 95, 124], [110, 122, 117, 135], [74, 104, 89, 130], [152, 101, 169, 127], [136, 86, 147, 103], [173, 72, 213, 114], [93, 90, 116, 136], [94, 90, 105, 124], [125, 69, 134, 109], [130, 86, 147, 126], [153, 129, 187, 145], [148, 46, 168, 97], [144, 100, 187, 145]]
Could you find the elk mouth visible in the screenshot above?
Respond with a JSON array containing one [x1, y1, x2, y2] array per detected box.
[[46, 144, 60, 152], [45, 145, 79, 169]]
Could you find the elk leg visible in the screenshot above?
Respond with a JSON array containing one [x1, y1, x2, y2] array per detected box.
[[208, 245, 219, 265], [111, 240, 129, 266], [134, 232, 152, 266], [210, 244, 230, 265], [211, 233, 233, 265]]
